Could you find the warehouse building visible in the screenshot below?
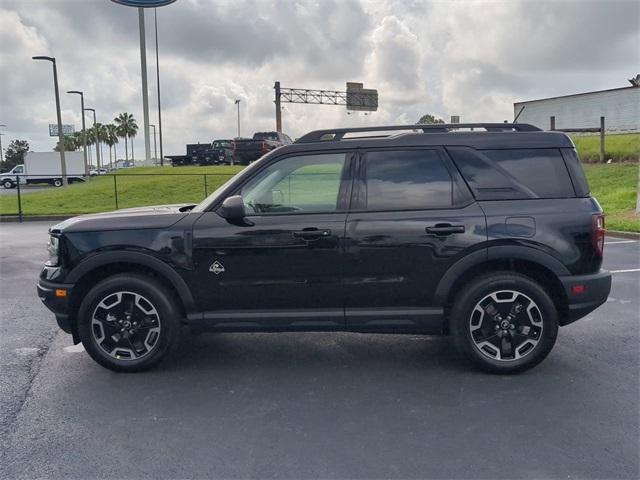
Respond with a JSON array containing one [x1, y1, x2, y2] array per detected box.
[[514, 78, 640, 132]]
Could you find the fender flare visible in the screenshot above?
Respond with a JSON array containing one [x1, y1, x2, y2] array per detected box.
[[66, 251, 197, 313], [433, 245, 570, 306]]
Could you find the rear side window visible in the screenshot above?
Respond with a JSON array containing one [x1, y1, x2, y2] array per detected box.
[[449, 147, 575, 199], [482, 149, 574, 198], [364, 150, 453, 210], [561, 148, 590, 197]]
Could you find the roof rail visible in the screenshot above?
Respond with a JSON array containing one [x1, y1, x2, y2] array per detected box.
[[295, 123, 542, 143]]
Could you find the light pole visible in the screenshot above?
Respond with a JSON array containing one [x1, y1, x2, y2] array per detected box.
[[0, 125, 5, 163], [150, 124, 157, 163], [32, 55, 67, 186], [235, 99, 241, 138], [111, 1, 176, 165], [84, 108, 100, 170], [154, 8, 164, 166], [67, 91, 88, 176]]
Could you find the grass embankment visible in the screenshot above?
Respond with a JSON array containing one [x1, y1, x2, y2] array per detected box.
[[0, 159, 638, 232], [584, 163, 639, 232], [572, 133, 639, 163], [0, 166, 243, 215]]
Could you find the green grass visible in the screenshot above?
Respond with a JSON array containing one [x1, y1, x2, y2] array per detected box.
[[573, 133, 640, 163], [0, 166, 243, 215], [1, 162, 638, 232], [584, 163, 639, 232]]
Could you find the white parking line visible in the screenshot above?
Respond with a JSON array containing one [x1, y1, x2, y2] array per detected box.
[[606, 240, 637, 245], [610, 268, 640, 274]]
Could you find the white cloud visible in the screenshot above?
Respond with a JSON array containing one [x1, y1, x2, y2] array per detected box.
[[0, 0, 638, 155]]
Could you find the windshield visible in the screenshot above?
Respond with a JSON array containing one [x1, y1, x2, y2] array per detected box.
[[253, 132, 278, 141]]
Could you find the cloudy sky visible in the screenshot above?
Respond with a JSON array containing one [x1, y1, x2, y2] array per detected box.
[[0, 0, 638, 156]]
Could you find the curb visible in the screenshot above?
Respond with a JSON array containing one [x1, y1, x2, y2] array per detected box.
[[607, 230, 640, 240], [0, 215, 74, 223]]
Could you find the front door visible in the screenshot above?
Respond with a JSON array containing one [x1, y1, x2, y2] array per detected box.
[[343, 148, 486, 330], [191, 151, 354, 328]]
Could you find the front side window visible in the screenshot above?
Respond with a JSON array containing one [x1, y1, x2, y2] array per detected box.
[[364, 150, 453, 210], [240, 153, 346, 214], [13, 166, 24, 174]]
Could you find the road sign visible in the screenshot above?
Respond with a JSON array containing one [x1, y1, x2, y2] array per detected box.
[[49, 124, 75, 136], [346, 82, 378, 112]]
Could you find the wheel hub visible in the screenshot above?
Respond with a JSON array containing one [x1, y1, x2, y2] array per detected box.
[[91, 291, 161, 361], [469, 289, 543, 362]]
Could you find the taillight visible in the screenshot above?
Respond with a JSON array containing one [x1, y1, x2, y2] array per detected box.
[[232, 141, 237, 152], [592, 213, 605, 256], [261, 141, 268, 151]]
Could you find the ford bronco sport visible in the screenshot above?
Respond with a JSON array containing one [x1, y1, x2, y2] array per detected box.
[[37, 123, 611, 373]]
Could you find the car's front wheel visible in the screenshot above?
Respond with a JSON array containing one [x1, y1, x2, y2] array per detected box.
[[77, 274, 181, 372], [2, 179, 15, 189], [450, 272, 558, 374]]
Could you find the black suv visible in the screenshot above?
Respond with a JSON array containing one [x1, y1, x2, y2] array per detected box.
[[37, 124, 611, 373]]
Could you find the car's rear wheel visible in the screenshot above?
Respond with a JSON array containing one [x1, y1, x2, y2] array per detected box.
[[52, 178, 63, 187], [450, 272, 558, 374], [77, 274, 181, 372]]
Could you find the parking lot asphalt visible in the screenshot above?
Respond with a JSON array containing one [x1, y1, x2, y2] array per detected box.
[[1, 221, 638, 479]]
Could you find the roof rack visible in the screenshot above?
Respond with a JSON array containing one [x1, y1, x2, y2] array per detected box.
[[295, 123, 542, 143]]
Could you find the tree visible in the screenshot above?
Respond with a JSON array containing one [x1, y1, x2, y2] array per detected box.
[[1, 139, 29, 171], [114, 112, 137, 164], [54, 135, 79, 152], [104, 124, 119, 169], [417, 114, 445, 124]]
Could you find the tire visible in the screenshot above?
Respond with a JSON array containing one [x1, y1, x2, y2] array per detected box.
[[53, 178, 63, 187], [2, 180, 15, 189], [77, 274, 181, 372], [450, 272, 558, 374]]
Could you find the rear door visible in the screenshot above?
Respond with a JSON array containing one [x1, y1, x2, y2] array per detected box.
[[343, 148, 486, 330]]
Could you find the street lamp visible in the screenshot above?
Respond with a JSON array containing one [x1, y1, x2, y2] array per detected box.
[[0, 124, 5, 164], [111, 0, 176, 165], [150, 124, 157, 163], [32, 55, 67, 186], [84, 108, 100, 170], [67, 91, 88, 176], [235, 99, 241, 138]]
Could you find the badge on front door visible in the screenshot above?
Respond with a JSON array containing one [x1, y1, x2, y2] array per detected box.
[[209, 261, 225, 275]]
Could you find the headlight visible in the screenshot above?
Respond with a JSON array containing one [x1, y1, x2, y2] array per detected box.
[[46, 235, 60, 266]]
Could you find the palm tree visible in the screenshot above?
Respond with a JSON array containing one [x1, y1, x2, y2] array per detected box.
[[114, 113, 137, 165], [129, 120, 138, 163], [95, 123, 109, 169], [104, 124, 119, 169]]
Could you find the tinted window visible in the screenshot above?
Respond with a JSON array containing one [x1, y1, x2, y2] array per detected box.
[[561, 148, 590, 197], [240, 153, 346, 214], [364, 150, 453, 210], [482, 149, 574, 198]]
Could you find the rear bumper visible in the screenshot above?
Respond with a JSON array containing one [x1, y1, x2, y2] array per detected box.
[[559, 269, 611, 325], [37, 279, 75, 334]]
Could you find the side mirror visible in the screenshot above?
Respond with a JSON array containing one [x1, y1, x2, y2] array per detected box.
[[219, 195, 246, 222]]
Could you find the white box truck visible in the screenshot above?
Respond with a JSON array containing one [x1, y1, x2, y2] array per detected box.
[[1, 151, 86, 188]]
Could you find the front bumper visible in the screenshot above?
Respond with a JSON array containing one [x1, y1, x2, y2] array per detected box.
[[37, 279, 75, 334], [559, 269, 612, 325]]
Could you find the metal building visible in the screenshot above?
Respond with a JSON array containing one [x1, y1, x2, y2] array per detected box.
[[514, 81, 640, 132]]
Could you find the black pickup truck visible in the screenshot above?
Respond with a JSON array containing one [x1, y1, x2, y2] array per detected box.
[[167, 140, 233, 167], [232, 132, 293, 165]]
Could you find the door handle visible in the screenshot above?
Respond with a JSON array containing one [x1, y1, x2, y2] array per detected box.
[[293, 228, 332, 240], [425, 224, 465, 235]]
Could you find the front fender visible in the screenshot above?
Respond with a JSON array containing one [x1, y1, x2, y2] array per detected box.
[[65, 250, 197, 313]]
